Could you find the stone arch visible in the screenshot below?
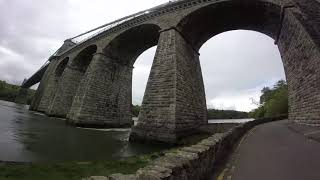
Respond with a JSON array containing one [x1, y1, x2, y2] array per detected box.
[[70, 45, 97, 72], [38, 57, 70, 112], [34, 57, 71, 113], [46, 45, 97, 117], [130, 0, 320, 143], [103, 23, 161, 66], [55, 57, 69, 77], [175, 0, 320, 124], [176, 0, 281, 50], [67, 24, 161, 127]]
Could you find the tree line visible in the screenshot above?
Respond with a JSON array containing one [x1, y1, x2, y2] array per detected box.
[[132, 80, 288, 119], [132, 104, 249, 119], [249, 80, 288, 118], [207, 109, 248, 119], [0, 80, 35, 105], [0, 79, 286, 118]]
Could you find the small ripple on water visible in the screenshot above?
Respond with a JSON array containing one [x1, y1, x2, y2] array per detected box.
[[32, 112, 46, 116], [0, 100, 169, 162], [76, 127, 131, 132]]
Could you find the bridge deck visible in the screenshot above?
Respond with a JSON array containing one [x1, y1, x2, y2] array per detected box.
[[219, 120, 320, 180]]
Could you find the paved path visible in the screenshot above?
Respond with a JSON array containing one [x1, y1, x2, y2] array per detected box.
[[222, 120, 320, 180]]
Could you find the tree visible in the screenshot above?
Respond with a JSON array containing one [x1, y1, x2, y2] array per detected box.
[[250, 80, 288, 118], [132, 104, 140, 117], [207, 109, 248, 119], [0, 81, 35, 105]]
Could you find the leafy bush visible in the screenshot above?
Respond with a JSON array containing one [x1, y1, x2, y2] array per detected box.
[[0, 80, 35, 105], [207, 109, 248, 119], [249, 80, 288, 118]]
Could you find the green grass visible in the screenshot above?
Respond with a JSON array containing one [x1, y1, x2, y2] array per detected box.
[[0, 132, 212, 180], [0, 153, 162, 180]]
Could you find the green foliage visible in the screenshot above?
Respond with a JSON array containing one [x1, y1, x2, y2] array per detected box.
[[0, 80, 35, 105], [0, 154, 155, 180], [26, 90, 36, 105], [132, 105, 248, 119], [131, 104, 140, 117], [249, 80, 288, 119], [207, 109, 248, 119]]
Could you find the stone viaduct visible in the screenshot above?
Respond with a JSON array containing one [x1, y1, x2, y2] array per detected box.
[[20, 0, 319, 143]]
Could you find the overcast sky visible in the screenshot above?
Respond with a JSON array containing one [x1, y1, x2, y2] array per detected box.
[[0, 0, 285, 112]]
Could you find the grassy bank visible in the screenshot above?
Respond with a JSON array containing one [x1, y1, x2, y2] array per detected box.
[[0, 153, 162, 180], [0, 131, 213, 180]]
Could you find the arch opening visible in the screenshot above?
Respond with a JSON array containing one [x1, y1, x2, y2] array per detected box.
[[55, 57, 69, 77], [46, 45, 97, 118], [177, 1, 281, 50], [103, 24, 160, 66], [175, 0, 320, 124], [130, 0, 320, 143], [67, 24, 161, 127], [71, 45, 97, 73], [177, 1, 287, 119], [199, 30, 286, 114], [132, 46, 157, 119]]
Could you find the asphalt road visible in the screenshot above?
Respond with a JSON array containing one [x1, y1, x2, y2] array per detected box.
[[229, 120, 320, 180]]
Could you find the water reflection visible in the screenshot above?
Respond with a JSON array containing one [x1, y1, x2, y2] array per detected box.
[[208, 119, 254, 123], [0, 100, 169, 163]]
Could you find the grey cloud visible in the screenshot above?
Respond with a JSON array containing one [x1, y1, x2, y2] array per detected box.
[[199, 30, 285, 101], [0, 0, 72, 83]]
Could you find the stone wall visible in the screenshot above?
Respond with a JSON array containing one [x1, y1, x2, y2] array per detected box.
[[46, 67, 86, 117], [83, 116, 287, 180], [33, 60, 60, 112], [29, 58, 54, 111], [198, 123, 240, 134], [175, 28, 208, 132], [67, 53, 132, 128], [277, 6, 320, 125], [130, 28, 207, 143], [66, 24, 161, 128], [46, 45, 97, 118]]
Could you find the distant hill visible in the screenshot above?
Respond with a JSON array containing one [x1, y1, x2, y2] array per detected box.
[[207, 109, 248, 119], [0, 80, 35, 105], [132, 104, 248, 119]]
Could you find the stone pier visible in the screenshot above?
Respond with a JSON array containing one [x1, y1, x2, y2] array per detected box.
[[130, 28, 207, 143]]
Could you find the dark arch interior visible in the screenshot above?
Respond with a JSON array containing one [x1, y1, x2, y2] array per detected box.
[[71, 45, 97, 72], [177, 1, 281, 50], [55, 57, 69, 77], [103, 24, 160, 66]]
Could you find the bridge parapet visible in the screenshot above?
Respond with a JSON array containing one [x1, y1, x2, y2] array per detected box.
[[23, 0, 289, 89], [54, 0, 233, 57]]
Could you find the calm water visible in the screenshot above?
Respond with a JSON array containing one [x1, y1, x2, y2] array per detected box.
[[0, 100, 169, 163], [208, 119, 254, 123], [0, 100, 252, 163]]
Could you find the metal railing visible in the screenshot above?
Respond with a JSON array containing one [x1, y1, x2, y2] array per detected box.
[[25, 0, 210, 87], [69, 0, 182, 44], [53, 0, 187, 56]]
